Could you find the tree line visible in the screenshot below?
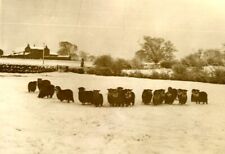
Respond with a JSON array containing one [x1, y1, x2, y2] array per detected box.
[[57, 41, 95, 61], [1, 36, 225, 69], [93, 35, 225, 70]]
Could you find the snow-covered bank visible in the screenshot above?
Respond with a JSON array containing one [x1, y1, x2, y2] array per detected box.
[[0, 72, 225, 154], [0, 58, 93, 67]]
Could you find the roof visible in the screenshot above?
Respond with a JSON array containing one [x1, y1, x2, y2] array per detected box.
[[25, 44, 49, 50], [29, 46, 47, 50]]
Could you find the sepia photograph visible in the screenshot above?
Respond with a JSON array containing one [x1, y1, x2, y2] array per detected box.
[[0, 0, 225, 153]]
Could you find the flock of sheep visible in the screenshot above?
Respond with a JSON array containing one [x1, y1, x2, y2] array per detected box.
[[28, 78, 208, 107]]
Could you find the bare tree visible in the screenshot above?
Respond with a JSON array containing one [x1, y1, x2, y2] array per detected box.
[[58, 41, 78, 57], [135, 36, 177, 64]]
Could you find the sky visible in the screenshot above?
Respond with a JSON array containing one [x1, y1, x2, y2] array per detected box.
[[0, 0, 225, 59]]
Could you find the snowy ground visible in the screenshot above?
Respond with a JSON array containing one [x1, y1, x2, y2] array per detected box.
[[0, 58, 93, 67], [0, 72, 225, 154], [122, 68, 173, 76]]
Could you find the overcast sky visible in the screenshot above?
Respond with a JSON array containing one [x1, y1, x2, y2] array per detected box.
[[1, 0, 225, 59]]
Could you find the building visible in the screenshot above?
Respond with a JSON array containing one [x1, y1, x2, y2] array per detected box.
[[23, 44, 50, 59], [6, 44, 71, 60]]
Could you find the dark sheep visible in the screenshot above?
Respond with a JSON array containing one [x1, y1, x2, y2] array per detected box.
[[55, 86, 74, 103], [192, 89, 208, 104], [107, 87, 134, 107], [153, 89, 165, 105], [92, 90, 103, 107], [78, 87, 94, 105], [123, 89, 135, 106], [165, 87, 177, 104], [38, 84, 55, 98], [170, 87, 178, 101], [198, 91, 208, 104], [142, 89, 152, 105], [37, 78, 51, 91], [191, 89, 199, 103], [177, 89, 188, 104], [107, 88, 119, 106], [117, 87, 125, 107], [164, 91, 173, 104], [28, 81, 37, 92]]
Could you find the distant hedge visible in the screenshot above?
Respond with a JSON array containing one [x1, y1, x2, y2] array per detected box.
[[1, 63, 224, 85], [84, 66, 225, 84], [0, 64, 56, 73]]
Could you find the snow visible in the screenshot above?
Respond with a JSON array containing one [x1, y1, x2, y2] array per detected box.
[[0, 72, 225, 154], [122, 68, 173, 76], [0, 58, 93, 67]]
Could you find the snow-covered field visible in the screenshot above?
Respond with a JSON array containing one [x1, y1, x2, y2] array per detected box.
[[122, 68, 173, 76], [0, 72, 225, 154], [0, 58, 93, 67]]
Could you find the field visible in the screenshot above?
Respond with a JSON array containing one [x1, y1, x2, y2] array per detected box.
[[0, 58, 93, 67], [0, 72, 225, 154]]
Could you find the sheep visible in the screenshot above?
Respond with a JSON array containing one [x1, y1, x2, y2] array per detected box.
[[197, 91, 208, 104], [170, 87, 178, 101], [142, 89, 152, 105], [28, 81, 37, 92], [165, 87, 177, 104], [107, 88, 119, 106], [191, 89, 199, 103], [92, 90, 103, 107], [55, 86, 74, 103], [177, 89, 188, 105], [192, 89, 208, 104], [107, 87, 135, 107], [191, 89, 208, 104], [152, 89, 165, 105], [117, 87, 125, 107], [37, 78, 51, 91], [164, 91, 174, 104], [123, 89, 135, 106], [38, 84, 55, 98], [78, 87, 94, 105]]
